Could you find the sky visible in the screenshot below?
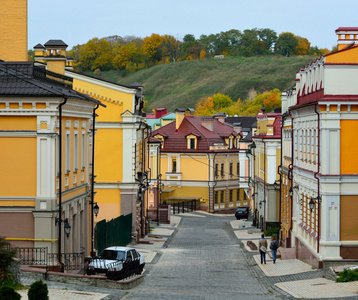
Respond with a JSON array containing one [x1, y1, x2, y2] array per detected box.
[[28, 0, 358, 51]]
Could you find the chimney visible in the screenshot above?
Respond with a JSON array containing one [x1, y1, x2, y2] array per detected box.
[[175, 108, 186, 129], [155, 108, 167, 118], [335, 27, 358, 51], [43, 40, 68, 75], [33, 44, 46, 63], [201, 117, 214, 131]]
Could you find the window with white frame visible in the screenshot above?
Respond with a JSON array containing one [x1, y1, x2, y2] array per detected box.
[[74, 132, 78, 171], [66, 132, 70, 173], [81, 132, 86, 169]]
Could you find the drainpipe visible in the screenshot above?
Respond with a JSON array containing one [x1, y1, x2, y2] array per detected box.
[[58, 97, 67, 264], [263, 139, 267, 232], [208, 152, 217, 213], [91, 104, 99, 257], [288, 108, 294, 248], [314, 103, 321, 254]]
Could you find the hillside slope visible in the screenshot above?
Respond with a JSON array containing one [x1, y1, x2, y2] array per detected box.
[[96, 56, 316, 111]]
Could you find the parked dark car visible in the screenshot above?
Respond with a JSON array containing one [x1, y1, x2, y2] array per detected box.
[[235, 206, 250, 220]]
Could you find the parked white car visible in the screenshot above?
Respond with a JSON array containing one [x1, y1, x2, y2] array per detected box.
[[86, 246, 145, 278]]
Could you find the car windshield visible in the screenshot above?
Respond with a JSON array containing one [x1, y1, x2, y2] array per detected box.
[[99, 250, 126, 260], [237, 208, 246, 212]]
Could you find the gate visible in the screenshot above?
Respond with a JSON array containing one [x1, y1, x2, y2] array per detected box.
[[96, 213, 132, 254]]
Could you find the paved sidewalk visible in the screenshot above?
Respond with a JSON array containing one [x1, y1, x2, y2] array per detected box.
[[232, 218, 358, 299]]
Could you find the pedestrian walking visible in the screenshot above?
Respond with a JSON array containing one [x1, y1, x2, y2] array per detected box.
[[270, 235, 279, 264], [258, 233, 267, 264]]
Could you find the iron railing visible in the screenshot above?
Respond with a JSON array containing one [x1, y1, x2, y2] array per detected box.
[[15, 247, 85, 272]]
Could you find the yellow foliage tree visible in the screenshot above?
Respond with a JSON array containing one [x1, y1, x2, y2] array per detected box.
[[141, 34, 163, 65], [200, 49, 206, 60], [295, 36, 311, 55]]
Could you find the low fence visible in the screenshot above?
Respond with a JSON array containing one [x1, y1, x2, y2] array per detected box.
[[171, 200, 197, 215], [16, 247, 85, 272]]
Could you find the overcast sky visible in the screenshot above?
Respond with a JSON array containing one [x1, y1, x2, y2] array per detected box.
[[28, 0, 358, 50]]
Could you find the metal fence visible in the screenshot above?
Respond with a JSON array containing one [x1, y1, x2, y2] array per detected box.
[[171, 200, 197, 215], [16, 247, 85, 272]]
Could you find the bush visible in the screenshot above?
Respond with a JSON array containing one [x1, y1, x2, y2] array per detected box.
[[0, 237, 17, 284], [264, 226, 280, 237], [337, 268, 358, 282], [28, 280, 49, 300], [0, 286, 21, 300]]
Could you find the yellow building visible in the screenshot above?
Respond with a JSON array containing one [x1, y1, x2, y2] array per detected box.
[[252, 109, 281, 231], [0, 61, 104, 259], [0, 0, 151, 253], [150, 110, 246, 213], [282, 27, 358, 268]]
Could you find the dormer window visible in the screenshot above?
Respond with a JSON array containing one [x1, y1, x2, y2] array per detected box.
[[186, 134, 198, 150], [229, 138, 233, 149]]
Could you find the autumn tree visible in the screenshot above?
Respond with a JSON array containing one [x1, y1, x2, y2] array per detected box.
[[275, 32, 298, 57], [113, 42, 142, 71], [77, 38, 114, 71], [295, 36, 311, 55], [141, 34, 163, 66], [195, 96, 215, 116], [161, 35, 182, 62]]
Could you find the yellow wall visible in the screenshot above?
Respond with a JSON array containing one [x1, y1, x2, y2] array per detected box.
[[180, 156, 208, 181], [0, 0, 27, 61], [0, 116, 36, 130], [326, 46, 358, 64], [340, 195, 358, 240], [95, 189, 121, 221], [340, 120, 358, 174], [0, 137, 36, 197], [95, 128, 123, 182], [72, 78, 134, 122]]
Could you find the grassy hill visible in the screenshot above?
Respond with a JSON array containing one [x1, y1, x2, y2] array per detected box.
[[95, 56, 316, 112]]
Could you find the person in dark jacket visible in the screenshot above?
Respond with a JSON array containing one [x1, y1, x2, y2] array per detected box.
[[258, 233, 267, 264], [270, 236, 279, 263]]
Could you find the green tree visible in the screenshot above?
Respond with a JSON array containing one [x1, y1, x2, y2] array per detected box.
[[0, 286, 21, 300], [28, 280, 49, 300], [182, 34, 201, 59], [275, 32, 298, 57], [258, 28, 277, 53]]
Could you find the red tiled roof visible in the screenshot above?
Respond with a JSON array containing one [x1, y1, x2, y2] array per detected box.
[[151, 116, 241, 152]]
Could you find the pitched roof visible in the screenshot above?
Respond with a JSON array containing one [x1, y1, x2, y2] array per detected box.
[[0, 62, 105, 107], [225, 116, 257, 130], [151, 116, 241, 152]]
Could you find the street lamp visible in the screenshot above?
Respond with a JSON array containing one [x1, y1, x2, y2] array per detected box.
[[309, 196, 322, 213], [273, 180, 280, 190], [93, 203, 100, 217], [259, 200, 265, 210], [64, 219, 71, 238], [289, 188, 293, 197], [309, 197, 315, 212]]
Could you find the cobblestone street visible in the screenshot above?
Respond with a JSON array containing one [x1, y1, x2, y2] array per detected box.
[[19, 212, 358, 299], [124, 213, 281, 299]]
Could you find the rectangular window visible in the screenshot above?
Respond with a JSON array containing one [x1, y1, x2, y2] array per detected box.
[[214, 191, 218, 203], [237, 163, 240, 177], [230, 163, 233, 175], [66, 132, 70, 173], [215, 164, 218, 176], [221, 163, 224, 176], [229, 190, 233, 202], [172, 159, 177, 173], [74, 133, 78, 171], [220, 191, 224, 203], [237, 189, 240, 202], [189, 138, 195, 149], [81, 132, 86, 169]]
